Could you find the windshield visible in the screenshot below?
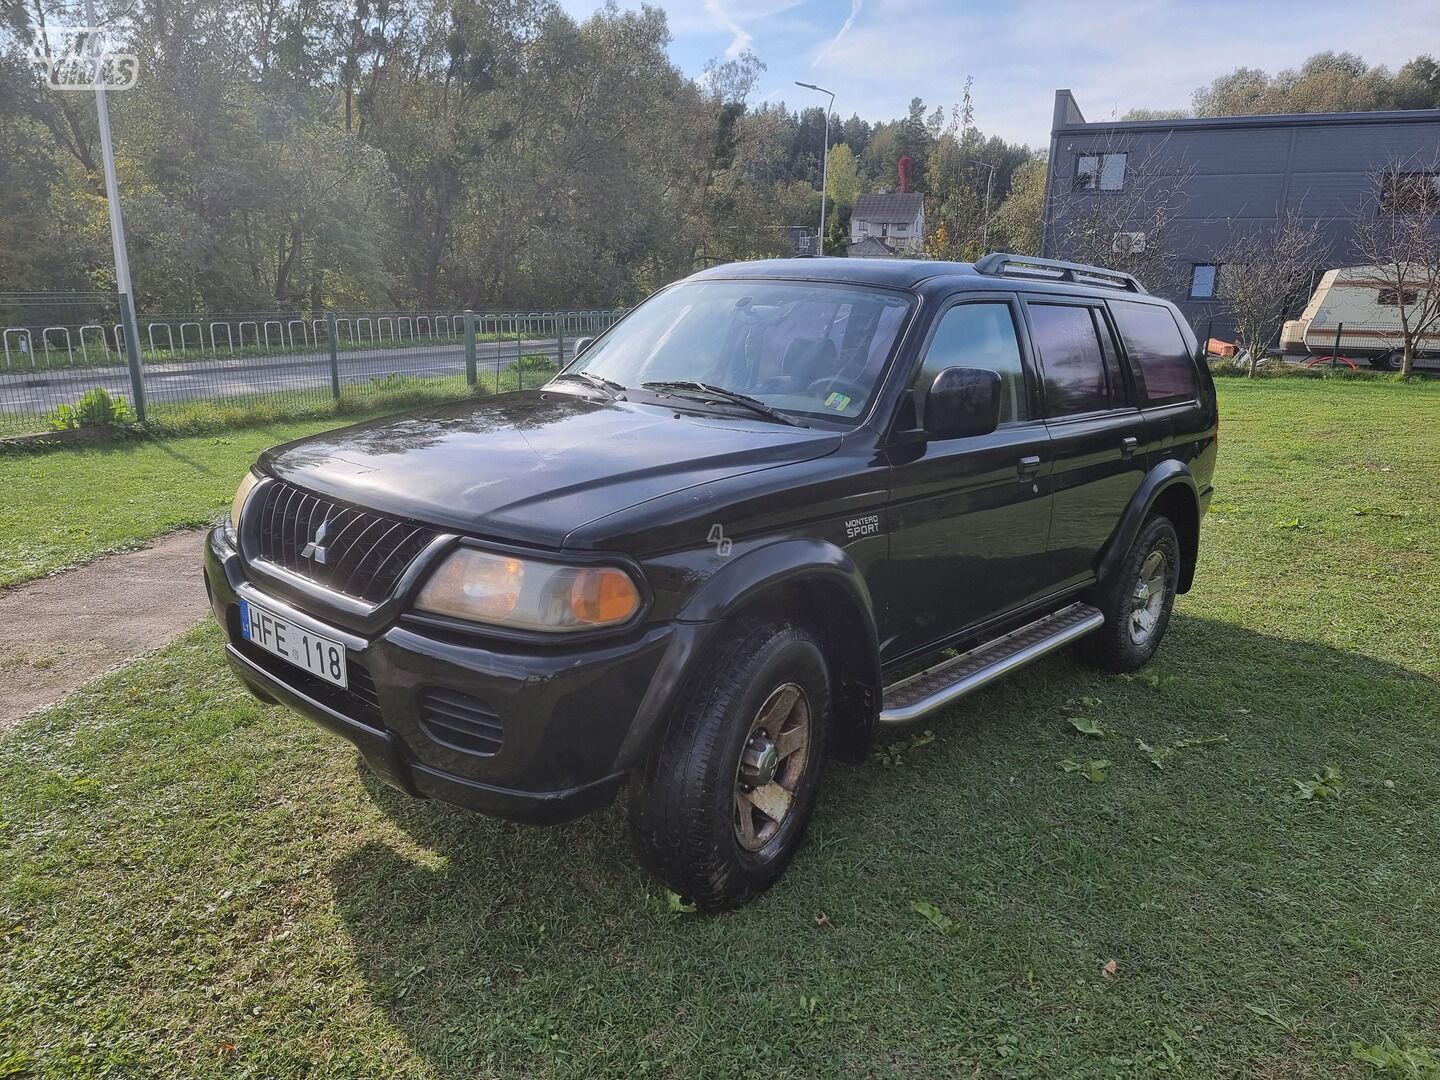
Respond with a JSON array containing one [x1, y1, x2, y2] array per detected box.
[[561, 280, 912, 425]]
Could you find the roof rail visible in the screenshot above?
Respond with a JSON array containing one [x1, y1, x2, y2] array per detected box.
[[972, 253, 1147, 294]]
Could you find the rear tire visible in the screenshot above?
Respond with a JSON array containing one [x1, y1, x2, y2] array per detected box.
[[1078, 515, 1181, 673], [1370, 350, 1401, 372], [628, 619, 829, 911]]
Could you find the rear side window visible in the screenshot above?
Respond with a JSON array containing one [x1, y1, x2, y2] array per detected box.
[[1028, 303, 1112, 416], [1111, 301, 1199, 405]]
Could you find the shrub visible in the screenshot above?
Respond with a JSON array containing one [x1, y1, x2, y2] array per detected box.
[[508, 352, 559, 374], [47, 388, 134, 430]]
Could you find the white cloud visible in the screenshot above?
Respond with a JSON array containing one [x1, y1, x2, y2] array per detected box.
[[703, 0, 754, 59], [812, 0, 862, 66], [562, 0, 1440, 144]]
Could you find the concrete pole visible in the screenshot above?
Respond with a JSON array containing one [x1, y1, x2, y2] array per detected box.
[[797, 82, 836, 255], [85, 0, 145, 418]]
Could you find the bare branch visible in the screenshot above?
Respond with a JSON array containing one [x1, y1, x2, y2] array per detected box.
[[1214, 209, 1331, 375], [1351, 151, 1440, 376]]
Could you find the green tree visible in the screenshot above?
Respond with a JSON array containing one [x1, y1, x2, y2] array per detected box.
[[990, 156, 1047, 255], [825, 142, 861, 212]]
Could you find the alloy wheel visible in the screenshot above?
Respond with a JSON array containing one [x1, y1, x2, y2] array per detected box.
[[733, 682, 812, 852], [1129, 549, 1169, 645]]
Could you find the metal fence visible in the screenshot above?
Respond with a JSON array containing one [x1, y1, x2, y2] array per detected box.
[[0, 295, 622, 435]]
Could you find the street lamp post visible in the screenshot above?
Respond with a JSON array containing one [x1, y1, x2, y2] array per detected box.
[[795, 81, 835, 256], [971, 159, 997, 256], [84, 0, 145, 419]]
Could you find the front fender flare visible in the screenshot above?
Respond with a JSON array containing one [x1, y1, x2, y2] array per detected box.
[[616, 540, 883, 769]]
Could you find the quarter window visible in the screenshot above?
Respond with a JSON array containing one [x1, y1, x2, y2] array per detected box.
[[1378, 288, 1419, 306], [1029, 304, 1113, 416], [1074, 152, 1127, 192], [1111, 300, 1199, 405], [918, 302, 1029, 425]]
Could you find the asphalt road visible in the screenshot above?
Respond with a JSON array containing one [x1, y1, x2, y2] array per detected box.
[[0, 338, 575, 414]]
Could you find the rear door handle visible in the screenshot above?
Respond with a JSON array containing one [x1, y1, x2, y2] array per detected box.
[[1017, 454, 1042, 480], [1121, 436, 1139, 458]]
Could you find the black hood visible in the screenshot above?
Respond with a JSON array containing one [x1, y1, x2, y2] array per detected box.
[[260, 390, 840, 549]]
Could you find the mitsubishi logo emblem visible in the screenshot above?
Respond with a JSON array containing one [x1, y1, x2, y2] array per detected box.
[[301, 517, 333, 565]]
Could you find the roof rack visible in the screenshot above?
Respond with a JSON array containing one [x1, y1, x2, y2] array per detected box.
[[972, 253, 1147, 294]]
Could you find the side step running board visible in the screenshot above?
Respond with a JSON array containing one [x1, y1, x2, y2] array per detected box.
[[879, 602, 1104, 726]]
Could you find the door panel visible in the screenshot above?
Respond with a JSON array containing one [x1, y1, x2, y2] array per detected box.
[[1024, 299, 1147, 588], [884, 295, 1054, 661], [1044, 412, 1146, 586]]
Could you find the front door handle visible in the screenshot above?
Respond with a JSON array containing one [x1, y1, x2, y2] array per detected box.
[[1017, 454, 1042, 480], [1121, 436, 1139, 458]]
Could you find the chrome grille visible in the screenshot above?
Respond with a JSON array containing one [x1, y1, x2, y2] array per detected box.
[[249, 480, 437, 604]]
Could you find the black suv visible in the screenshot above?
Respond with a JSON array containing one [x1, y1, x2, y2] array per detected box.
[[206, 254, 1217, 909]]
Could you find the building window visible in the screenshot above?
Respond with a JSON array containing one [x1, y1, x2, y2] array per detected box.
[[1378, 288, 1419, 306], [1190, 264, 1219, 299], [1378, 171, 1440, 213], [1074, 152, 1127, 192]]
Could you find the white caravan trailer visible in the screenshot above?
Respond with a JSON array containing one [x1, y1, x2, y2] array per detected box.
[[1280, 266, 1440, 370]]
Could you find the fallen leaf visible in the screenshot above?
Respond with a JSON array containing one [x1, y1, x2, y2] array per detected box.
[[1101, 959, 1118, 978], [814, 912, 834, 929], [1069, 716, 1106, 737], [910, 900, 955, 934]]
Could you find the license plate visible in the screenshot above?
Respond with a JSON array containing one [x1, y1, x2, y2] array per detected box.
[[239, 597, 348, 688]]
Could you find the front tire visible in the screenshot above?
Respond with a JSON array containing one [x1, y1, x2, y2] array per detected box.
[[1370, 350, 1401, 372], [1078, 515, 1181, 673], [628, 620, 830, 911]]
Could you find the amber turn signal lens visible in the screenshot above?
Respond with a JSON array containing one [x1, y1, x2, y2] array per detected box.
[[569, 567, 641, 625]]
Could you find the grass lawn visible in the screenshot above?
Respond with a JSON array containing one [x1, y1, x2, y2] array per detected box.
[[0, 364, 559, 587], [1, 378, 1438, 1078]]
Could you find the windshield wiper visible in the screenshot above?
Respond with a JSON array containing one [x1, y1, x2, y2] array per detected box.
[[550, 370, 627, 400], [641, 380, 808, 428]]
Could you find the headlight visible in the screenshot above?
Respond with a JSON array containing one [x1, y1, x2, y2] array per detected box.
[[227, 470, 261, 539], [414, 548, 642, 632]]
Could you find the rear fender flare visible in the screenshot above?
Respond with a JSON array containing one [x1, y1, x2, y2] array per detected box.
[[1098, 462, 1200, 591]]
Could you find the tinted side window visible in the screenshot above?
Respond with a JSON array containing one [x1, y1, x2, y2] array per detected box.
[[918, 302, 1028, 423], [1111, 301, 1199, 405], [1029, 303, 1110, 416]]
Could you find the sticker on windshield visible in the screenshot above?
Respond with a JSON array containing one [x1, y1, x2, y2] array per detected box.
[[824, 391, 852, 412]]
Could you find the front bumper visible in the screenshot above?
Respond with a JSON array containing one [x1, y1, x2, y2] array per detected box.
[[204, 527, 682, 824]]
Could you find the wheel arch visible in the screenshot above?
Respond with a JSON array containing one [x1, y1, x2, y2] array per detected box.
[[675, 539, 882, 764], [1098, 462, 1202, 595]]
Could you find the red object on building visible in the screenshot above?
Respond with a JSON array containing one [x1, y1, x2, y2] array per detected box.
[[898, 156, 912, 194]]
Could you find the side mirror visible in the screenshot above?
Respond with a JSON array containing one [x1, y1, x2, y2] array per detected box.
[[924, 367, 1001, 439], [572, 336, 595, 358]]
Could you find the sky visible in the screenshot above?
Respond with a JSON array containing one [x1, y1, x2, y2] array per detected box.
[[556, 0, 1440, 146]]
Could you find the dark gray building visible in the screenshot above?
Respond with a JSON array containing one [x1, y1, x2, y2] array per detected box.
[[1039, 89, 1440, 333]]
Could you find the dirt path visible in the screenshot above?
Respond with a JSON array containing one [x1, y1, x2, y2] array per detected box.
[[0, 529, 210, 730]]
